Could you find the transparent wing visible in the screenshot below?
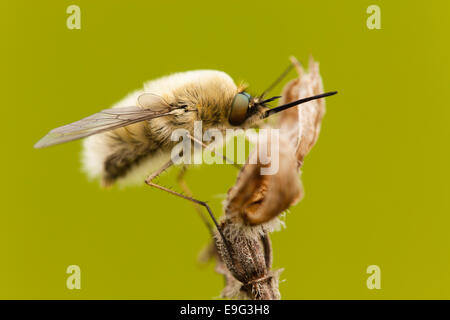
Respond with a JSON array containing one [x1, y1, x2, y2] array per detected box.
[[34, 94, 179, 148]]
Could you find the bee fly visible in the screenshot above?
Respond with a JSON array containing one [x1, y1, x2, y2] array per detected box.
[[35, 63, 337, 235]]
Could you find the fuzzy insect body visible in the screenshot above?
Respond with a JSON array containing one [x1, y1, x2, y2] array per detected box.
[[82, 70, 240, 186], [35, 68, 335, 187]]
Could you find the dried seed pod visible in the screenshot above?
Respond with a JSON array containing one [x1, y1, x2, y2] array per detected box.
[[223, 56, 327, 226], [205, 56, 330, 300], [214, 219, 281, 300], [198, 241, 247, 299], [224, 134, 302, 225]]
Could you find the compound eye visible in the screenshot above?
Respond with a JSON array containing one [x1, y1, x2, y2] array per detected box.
[[229, 93, 250, 126]]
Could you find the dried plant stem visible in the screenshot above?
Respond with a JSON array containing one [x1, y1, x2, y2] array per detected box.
[[202, 56, 329, 300], [212, 219, 281, 300]]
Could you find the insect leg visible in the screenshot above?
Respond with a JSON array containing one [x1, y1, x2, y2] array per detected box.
[[187, 133, 241, 170], [176, 165, 213, 235], [144, 160, 230, 250]]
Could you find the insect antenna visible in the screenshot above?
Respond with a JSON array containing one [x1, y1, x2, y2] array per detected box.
[[260, 62, 294, 99]]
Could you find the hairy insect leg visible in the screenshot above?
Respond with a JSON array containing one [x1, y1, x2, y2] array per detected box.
[[176, 165, 213, 235], [144, 160, 229, 247]]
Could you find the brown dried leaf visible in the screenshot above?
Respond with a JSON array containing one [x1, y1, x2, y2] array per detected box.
[[224, 133, 302, 225], [279, 56, 326, 163]]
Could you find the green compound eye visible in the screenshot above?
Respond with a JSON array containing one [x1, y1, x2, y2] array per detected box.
[[229, 92, 251, 126]]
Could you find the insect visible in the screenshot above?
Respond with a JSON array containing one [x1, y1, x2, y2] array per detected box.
[[34, 66, 337, 233]]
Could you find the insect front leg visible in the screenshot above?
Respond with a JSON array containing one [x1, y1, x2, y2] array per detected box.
[[176, 165, 213, 235], [144, 159, 227, 243]]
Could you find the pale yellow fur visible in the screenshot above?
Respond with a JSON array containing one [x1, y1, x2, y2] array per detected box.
[[82, 70, 238, 186]]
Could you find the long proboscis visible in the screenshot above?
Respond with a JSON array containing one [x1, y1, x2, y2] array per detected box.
[[264, 91, 338, 118]]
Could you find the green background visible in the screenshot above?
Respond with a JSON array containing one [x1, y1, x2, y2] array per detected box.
[[1, 0, 449, 299]]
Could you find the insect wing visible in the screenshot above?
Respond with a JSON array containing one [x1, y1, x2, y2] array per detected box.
[[34, 95, 175, 148], [137, 93, 171, 111]]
